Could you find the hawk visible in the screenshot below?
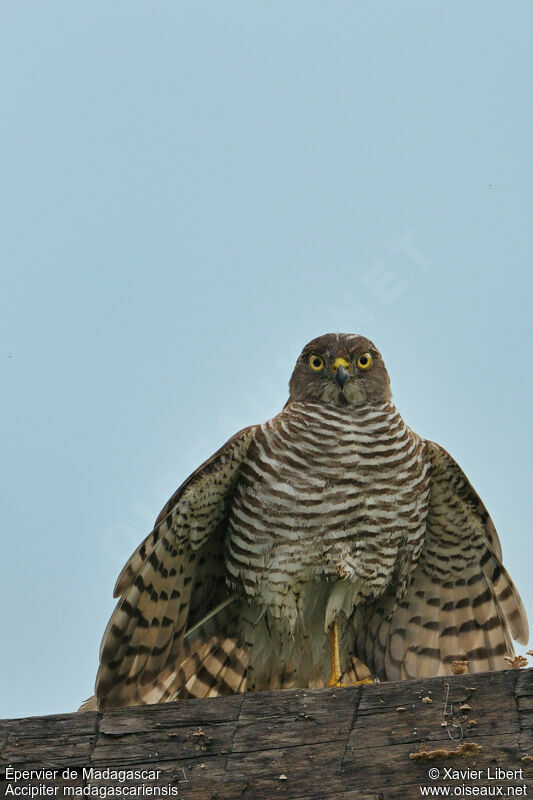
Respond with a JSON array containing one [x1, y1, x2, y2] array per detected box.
[[80, 333, 528, 710]]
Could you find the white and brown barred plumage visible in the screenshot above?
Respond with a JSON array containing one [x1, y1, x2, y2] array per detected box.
[[80, 333, 528, 710]]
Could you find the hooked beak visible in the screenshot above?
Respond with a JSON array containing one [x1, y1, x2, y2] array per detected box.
[[334, 365, 350, 390]]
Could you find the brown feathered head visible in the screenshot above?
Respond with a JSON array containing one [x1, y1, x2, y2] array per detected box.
[[288, 333, 392, 407]]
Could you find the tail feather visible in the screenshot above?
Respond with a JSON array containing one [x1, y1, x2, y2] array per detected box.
[[78, 597, 246, 710]]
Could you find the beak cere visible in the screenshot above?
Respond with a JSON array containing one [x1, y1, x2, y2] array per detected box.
[[334, 365, 350, 390]]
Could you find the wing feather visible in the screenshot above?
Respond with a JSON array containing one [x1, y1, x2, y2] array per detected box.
[[352, 440, 528, 679], [94, 426, 255, 709]]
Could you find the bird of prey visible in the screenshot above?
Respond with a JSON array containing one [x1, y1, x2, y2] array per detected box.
[[80, 333, 528, 710]]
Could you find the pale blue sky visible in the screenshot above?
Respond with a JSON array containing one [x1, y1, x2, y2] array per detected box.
[[2, 2, 532, 719]]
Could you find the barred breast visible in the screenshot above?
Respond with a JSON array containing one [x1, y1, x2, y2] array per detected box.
[[226, 401, 432, 633]]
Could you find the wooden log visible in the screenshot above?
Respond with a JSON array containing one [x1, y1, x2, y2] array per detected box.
[[1, 669, 532, 799]]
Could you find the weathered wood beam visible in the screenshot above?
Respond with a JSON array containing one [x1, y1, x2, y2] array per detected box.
[[1, 669, 532, 799]]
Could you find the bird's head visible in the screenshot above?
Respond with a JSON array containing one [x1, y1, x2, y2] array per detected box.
[[288, 333, 392, 408]]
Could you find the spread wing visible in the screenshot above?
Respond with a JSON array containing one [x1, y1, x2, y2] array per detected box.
[[92, 426, 255, 709], [351, 440, 528, 679]]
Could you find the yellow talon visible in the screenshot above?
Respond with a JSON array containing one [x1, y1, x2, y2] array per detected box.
[[327, 620, 375, 687], [327, 620, 343, 687]]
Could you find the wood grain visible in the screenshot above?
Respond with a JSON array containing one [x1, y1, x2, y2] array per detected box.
[[1, 669, 532, 799]]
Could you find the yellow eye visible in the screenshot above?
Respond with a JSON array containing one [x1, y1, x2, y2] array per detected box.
[[356, 352, 373, 370], [309, 354, 325, 371]]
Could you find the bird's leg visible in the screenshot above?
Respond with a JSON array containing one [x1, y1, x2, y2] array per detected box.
[[327, 620, 344, 687], [327, 618, 374, 688]]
